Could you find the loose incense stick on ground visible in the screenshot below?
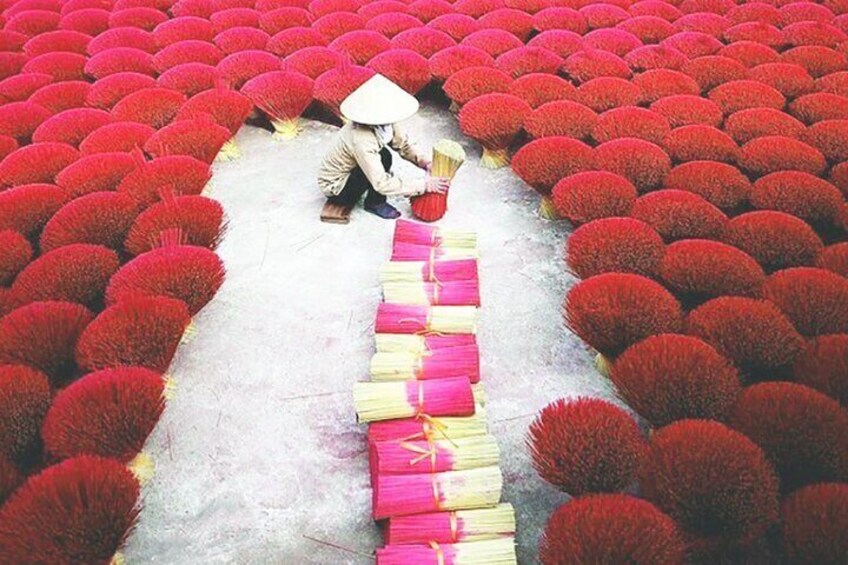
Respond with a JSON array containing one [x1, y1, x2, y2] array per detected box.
[[394, 219, 478, 249], [367, 407, 488, 443], [372, 466, 503, 519], [379, 259, 479, 284], [382, 280, 481, 306], [376, 538, 517, 565], [386, 504, 516, 544], [353, 377, 483, 423], [370, 345, 480, 383], [370, 435, 500, 476], [391, 242, 478, 262], [375, 334, 477, 354], [375, 304, 479, 335]]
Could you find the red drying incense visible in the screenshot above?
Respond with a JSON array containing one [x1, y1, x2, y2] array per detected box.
[[372, 466, 503, 519], [375, 304, 478, 335], [386, 504, 516, 544], [376, 538, 517, 565], [382, 280, 481, 307], [353, 376, 477, 423], [394, 219, 477, 249], [380, 259, 479, 283], [367, 407, 488, 443], [375, 333, 477, 354], [370, 344, 480, 383], [391, 242, 477, 262], [370, 435, 499, 477]]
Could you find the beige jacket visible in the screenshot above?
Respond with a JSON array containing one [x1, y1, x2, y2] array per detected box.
[[318, 122, 428, 198]]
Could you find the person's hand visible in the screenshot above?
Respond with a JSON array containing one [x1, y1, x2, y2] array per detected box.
[[421, 159, 432, 172], [424, 176, 450, 194]]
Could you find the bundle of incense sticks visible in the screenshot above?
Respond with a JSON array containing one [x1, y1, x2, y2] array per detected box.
[[367, 408, 488, 443], [375, 333, 477, 354], [379, 259, 479, 284], [394, 219, 478, 249], [375, 304, 478, 335], [386, 504, 516, 544], [354, 377, 484, 423], [391, 242, 478, 262], [382, 280, 481, 307], [376, 538, 517, 565], [370, 435, 500, 477], [372, 466, 503, 519], [370, 345, 480, 383]]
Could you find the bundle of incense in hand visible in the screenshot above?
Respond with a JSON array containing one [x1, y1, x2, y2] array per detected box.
[[411, 140, 467, 223], [382, 280, 481, 307], [370, 435, 500, 477], [376, 538, 517, 565], [375, 304, 478, 335], [354, 377, 483, 423], [370, 345, 480, 383], [394, 219, 477, 249], [375, 333, 477, 354], [391, 242, 478, 262], [367, 408, 488, 443], [379, 259, 479, 284], [372, 466, 503, 519], [386, 504, 516, 544]]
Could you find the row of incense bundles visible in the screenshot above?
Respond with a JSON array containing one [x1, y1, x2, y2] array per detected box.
[[353, 220, 518, 565]]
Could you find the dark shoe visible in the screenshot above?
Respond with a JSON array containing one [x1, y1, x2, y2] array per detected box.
[[365, 201, 401, 219]]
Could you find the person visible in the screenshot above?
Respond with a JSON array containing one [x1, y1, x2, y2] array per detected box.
[[318, 74, 449, 223]]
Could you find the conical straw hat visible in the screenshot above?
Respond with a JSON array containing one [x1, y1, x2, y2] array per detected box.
[[340, 74, 420, 126]]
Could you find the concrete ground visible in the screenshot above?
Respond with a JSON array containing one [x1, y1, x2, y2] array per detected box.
[[124, 102, 616, 564]]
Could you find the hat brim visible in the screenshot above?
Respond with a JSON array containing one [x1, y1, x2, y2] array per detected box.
[[340, 74, 420, 126]]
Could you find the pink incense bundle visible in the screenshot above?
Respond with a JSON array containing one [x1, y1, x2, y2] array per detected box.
[[375, 304, 478, 335], [367, 408, 488, 443], [391, 242, 477, 262], [393, 219, 477, 249], [353, 376, 479, 423], [370, 345, 480, 383], [369, 435, 499, 478], [375, 333, 477, 354], [379, 259, 479, 283], [372, 466, 503, 519], [382, 280, 481, 307], [375, 538, 517, 565], [386, 504, 516, 544]]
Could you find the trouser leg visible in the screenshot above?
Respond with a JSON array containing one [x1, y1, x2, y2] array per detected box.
[[364, 148, 393, 208], [328, 167, 370, 207]]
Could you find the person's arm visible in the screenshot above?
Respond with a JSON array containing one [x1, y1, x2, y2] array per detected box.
[[390, 122, 430, 170], [352, 131, 425, 197]]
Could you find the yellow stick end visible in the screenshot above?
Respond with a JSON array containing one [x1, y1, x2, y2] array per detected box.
[[162, 373, 176, 401], [215, 139, 241, 162], [128, 452, 155, 485], [539, 197, 558, 220], [480, 148, 509, 169], [594, 352, 611, 377], [272, 119, 301, 140], [180, 320, 197, 345], [110, 552, 125, 565]]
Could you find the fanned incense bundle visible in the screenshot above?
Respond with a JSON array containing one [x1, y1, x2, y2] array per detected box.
[[394, 219, 477, 249], [383, 280, 481, 306], [368, 407, 487, 443], [412, 139, 467, 222], [375, 333, 477, 354], [354, 377, 483, 423], [379, 259, 479, 284], [370, 435, 500, 476], [387, 504, 516, 544], [370, 345, 480, 383], [391, 242, 478, 262], [375, 304, 478, 335], [373, 466, 503, 519], [376, 538, 517, 565]]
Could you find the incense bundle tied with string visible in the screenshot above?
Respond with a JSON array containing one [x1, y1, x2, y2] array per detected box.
[[379, 259, 479, 284], [370, 345, 480, 383], [367, 407, 488, 443], [353, 377, 486, 423], [394, 219, 477, 249], [386, 504, 516, 545], [382, 280, 481, 306], [375, 333, 477, 354], [411, 140, 467, 223], [376, 538, 518, 565], [372, 466, 503, 519], [375, 304, 478, 335], [370, 435, 500, 477], [391, 242, 478, 262]]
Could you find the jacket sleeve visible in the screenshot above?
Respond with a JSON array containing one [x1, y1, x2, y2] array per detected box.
[[351, 130, 425, 197], [390, 123, 429, 169]]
